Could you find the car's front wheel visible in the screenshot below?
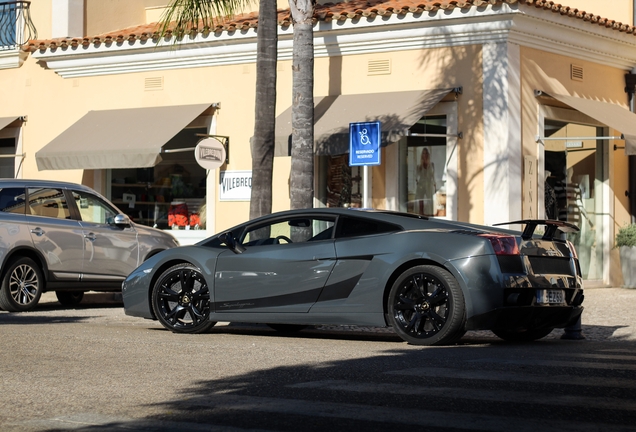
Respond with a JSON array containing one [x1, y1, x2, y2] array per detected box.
[[0, 257, 44, 312], [56, 291, 84, 306], [152, 263, 216, 333], [492, 327, 554, 342], [388, 265, 466, 346]]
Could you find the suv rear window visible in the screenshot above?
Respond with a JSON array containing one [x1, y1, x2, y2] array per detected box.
[[0, 188, 26, 214]]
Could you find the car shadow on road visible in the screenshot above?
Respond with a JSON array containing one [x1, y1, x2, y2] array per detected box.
[[35, 335, 636, 432], [0, 313, 90, 325]]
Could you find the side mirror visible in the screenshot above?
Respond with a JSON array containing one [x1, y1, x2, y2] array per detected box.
[[113, 214, 131, 226], [219, 232, 245, 254]]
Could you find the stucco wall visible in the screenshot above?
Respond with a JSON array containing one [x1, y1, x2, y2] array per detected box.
[[565, 0, 633, 25]]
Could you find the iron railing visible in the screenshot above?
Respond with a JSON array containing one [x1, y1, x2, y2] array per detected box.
[[0, 1, 36, 50]]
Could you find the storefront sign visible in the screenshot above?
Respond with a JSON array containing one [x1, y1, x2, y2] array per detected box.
[[219, 170, 252, 201], [349, 121, 381, 166], [195, 137, 226, 170]]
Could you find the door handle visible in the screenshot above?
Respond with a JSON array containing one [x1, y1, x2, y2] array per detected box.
[[84, 233, 96, 242], [30, 227, 45, 236]]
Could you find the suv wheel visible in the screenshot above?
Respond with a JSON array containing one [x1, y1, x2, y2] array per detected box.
[[0, 257, 44, 312]]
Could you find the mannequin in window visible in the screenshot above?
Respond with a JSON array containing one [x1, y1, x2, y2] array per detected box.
[[544, 170, 557, 220], [554, 167, 582, 225], [415, 147, 436, 216]]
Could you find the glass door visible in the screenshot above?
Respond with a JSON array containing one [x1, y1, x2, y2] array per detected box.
[[544, 119, 604, 280]]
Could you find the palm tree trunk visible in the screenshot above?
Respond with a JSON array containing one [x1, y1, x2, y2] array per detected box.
[[289, 0, 314, 210], [249, 0, 278, 220]]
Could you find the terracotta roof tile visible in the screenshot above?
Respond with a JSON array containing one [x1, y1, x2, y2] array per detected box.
[[26, 0, 636, 52]]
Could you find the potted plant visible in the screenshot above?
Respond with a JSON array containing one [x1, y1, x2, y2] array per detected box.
[[616, 224, 636, 288]]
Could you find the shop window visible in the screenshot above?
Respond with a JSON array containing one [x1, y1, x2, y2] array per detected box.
[[324, 154, 362, 208], [0, 138, 15, 178], [400, 116, 447, 217], [109, 127, 207, 230]]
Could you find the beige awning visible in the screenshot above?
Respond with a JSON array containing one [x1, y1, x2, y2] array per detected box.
[[274, 89, 456, 156], [36, 104, 213, 170], [540, 91, 636, 155], [0, 117, 21, 130]]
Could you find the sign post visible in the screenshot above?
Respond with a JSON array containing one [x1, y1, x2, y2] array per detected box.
[[349, 121, 381, 208]]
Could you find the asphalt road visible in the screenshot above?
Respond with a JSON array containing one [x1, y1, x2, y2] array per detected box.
[[1, 289, 635, 432]]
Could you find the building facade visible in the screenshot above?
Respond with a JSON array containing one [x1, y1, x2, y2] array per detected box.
[[2, 0, 636, 286]]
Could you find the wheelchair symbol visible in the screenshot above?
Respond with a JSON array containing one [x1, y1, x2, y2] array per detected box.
[[359, 128, 371, 145]]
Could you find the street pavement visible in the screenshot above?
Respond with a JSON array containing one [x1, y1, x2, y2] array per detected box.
[[1, 286, 635, 432]]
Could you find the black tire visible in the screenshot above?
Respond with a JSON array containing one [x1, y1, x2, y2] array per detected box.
[[492, 327, 554, 342], [267, 324, 308, 333], [388, 265, 466, 346], [56, 291, 84, 306], [151, 263, 216, 334], [0, 257, 44, 312]]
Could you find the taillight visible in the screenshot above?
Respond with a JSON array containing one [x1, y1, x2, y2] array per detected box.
[[567, 240, 578, 259], [478, 234, 520, 255]]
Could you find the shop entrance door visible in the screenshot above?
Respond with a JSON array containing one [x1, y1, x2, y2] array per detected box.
[[543, 119, 604, 281]]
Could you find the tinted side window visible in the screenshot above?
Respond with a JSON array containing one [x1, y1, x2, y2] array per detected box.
[[0, 187, 26, 214], [336, 216, 400, 239], [27, 188, 71, 219]]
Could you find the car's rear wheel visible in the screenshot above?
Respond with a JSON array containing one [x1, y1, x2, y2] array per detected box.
[[0, 257, 44, 312], [152, 263, 216, 333], [56, 291, 84, 306], [492, 327, 554, 342], [388, 265, 466, 346], [267, 324, 308, 333]]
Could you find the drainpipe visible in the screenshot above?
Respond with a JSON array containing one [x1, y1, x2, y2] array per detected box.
[[626, 73, 636, 223], [629, 1, 636, 223]]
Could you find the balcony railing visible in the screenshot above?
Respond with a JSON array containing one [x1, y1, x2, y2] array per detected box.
[[0, 1, 37, 50]]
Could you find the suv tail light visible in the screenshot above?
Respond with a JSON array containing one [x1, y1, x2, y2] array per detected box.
[[478, 234, 520, 256]]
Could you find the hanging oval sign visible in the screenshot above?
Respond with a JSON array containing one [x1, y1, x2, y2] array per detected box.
[[195, 137, 226, 170]]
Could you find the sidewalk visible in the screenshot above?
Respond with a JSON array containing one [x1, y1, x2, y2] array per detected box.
[[575, 286, 636, 341]]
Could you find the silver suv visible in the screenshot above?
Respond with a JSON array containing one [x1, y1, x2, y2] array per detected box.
[[0, 179, 179, 311]]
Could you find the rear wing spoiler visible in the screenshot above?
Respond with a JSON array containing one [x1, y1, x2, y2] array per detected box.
[[493, 219, 579, 241]]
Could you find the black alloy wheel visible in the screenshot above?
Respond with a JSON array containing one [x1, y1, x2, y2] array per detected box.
[[152, 263, 216, 334], [388, 265, 466, 346], [0, 257, 44, 312], [56, 291, 84, 306], [492, 327, 554, 342]]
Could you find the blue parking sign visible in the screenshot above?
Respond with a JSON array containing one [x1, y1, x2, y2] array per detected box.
[[349, 121, 381, 166]]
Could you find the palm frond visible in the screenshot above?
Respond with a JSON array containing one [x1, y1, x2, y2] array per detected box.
[[157, 0, 256, 40]]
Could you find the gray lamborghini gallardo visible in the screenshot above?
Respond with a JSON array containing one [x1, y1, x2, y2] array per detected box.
[[122, 208, 583, 345]]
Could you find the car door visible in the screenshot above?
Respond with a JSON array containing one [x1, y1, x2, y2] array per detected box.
[[25, 187, 85, 281], [70, 190, 139, 281], [213, 216, 337, 313], [309, 215, 403, 313]]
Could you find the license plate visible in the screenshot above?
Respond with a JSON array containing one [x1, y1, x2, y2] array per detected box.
[[536, 289, 565, 305]]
